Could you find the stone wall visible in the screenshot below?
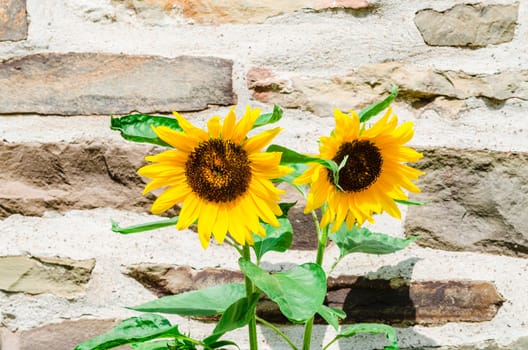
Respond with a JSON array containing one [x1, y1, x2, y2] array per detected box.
[[0, 0, 527, 349]]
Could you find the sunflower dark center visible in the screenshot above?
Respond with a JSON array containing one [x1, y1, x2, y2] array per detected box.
[[185, 139, 251, 203], [327, 140, 383, 192]]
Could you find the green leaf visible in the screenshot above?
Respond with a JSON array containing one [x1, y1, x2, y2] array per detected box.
[[253, 105, 283, 129], [239, 259, 326, 323], [130, 283, 245, 316], [213, 293, 260, 335], [74, 314, 182, 350], [252, 217, 293, 260], [111, 217, 178, 234], [330, 323, 399, 350], [329, 225, 418, 258], [394, 198, 426, 206], [317, 305, 346, 331], [359, 85, 398, 123], [110, 114, 182, 146], [267, 144, 329, 167]]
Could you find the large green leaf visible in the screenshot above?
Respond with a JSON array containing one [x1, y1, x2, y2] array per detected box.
[[130, 283, 245, 316], [213, 293, 260, 335], [253, 105, 283, 129], [111, 217, 178, 234], [317, 305, 346, 331], [239, 259, 326, 323], [359, 85, 398, 123], [324, 323, 399, 350], [110, 114, 182, 146], [329, 225, 418, 258], [74, 314, 183, 350], [252, 217, 293, 260]]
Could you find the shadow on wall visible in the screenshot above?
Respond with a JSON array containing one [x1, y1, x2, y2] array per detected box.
[[260, 258, 438, 349]]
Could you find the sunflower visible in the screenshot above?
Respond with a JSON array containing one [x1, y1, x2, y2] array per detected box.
[[138, 106, 291, 248], [295, 107, 424, 230]]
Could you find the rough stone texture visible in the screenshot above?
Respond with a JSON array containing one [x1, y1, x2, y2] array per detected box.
[[125, 265, 503, 325], [325, 276, 503, 326], [0, 0, 27, 41], [113, 0, 370, 24], [0, 256, 95, 296], [0, 53, 235, 115], [0, 141, 158, 218], [15, 319, 122, 350], [414, 4, 518, 47], [405, 148, 528, 258], [125, 264, 244, 296], [246, 63, 528, 116]]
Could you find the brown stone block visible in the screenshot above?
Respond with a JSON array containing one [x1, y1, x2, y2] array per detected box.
[[125, 265, 503, 326], [405, 148, 528, 257], [325, 276, 503, 326], [15, 319, 125, 350], [415, 4, 518, 47], [0, 141, 157, 218], [0, 0, 27, 41], [0, 256, 95, 296], [0, 53, 235, 115]]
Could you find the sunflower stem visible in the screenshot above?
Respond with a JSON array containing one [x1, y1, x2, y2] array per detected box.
[[256, 316, 298, 350], [243, 244, 259, 350], [302, 213, 329, 350]]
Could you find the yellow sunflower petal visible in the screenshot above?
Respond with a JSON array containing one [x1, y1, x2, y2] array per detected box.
[[172, 111, 209, 141], [150, 185, 192, 214], [244, 127, 282, 154], [221, 107, 237, 139], [207, 116, 222, 138], [176, 193, 202, 229], [233, 106, 260, 144], [153, 126, 199, 152]]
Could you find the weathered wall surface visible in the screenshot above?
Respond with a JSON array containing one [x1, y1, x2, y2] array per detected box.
[[0, 0, 527, 349]]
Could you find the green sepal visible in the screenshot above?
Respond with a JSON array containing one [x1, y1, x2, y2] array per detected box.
[[239, 259, 326, 323], [253, 105, 283, 129], [278, 201, 297, 216], [252, 216, 293, 260], [130, 283, 245, 316], [110, 114, 182, 146], [394, 198, 426, 206], [212, 293, 260, 336], [317, 305, 346, 331], [329, 225, 418, 258], [358, 85, 398, 123], [74, 314, 184, 350], [111, 217, 178, 234], [328, 323, 399, 350]]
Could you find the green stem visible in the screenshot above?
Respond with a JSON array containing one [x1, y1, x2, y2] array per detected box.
[[256, 316, 298, 350], [302, 214, 329, 350], [243, 244, 259, 350]]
